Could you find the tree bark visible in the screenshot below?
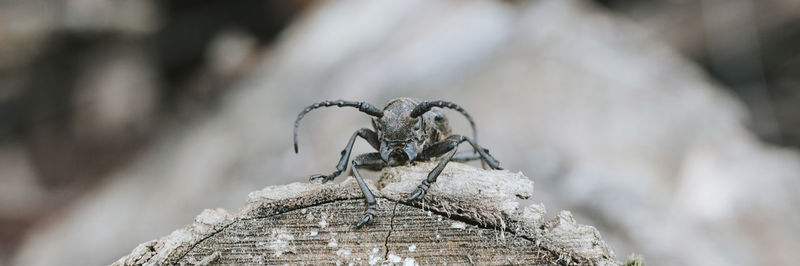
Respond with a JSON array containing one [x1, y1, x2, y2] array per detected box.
[[113, 162, 619, 265]]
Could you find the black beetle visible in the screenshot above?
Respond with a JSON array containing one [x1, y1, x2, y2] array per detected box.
[[294, 98, 501, 227]]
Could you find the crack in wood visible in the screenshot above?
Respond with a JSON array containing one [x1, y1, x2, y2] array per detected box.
[[172, 219, 236, 265], [383, 202, 398, 260]]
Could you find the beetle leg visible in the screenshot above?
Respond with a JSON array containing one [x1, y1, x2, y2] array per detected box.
[[457, 135, 501, 170], [408, 147, 457, 201], [409, 135, 502, 201], [451, 151, 491, 169], [351, 152, 385, 228], [309, 128, 380, 183], [451, 151, 481, 162], [419, 135, 501, 170]]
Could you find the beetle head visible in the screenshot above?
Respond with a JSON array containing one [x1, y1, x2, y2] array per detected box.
[[373, 100, 424, 164]]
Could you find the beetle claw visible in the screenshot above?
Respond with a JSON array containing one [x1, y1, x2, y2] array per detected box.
[[309, 174, 332, 183], [487, 159, 502, 170], [355, 213, 373, 228], [407, 188, 426, 201]]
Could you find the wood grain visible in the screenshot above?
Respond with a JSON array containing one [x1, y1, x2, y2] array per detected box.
[[180, 199, 558, 265], [113, 163, 619, 265]]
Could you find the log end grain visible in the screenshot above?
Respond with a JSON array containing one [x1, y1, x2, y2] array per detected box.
[[113, 162, 620, 265]]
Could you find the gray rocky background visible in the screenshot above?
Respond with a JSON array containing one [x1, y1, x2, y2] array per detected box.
[[0, 0, 798, 265]]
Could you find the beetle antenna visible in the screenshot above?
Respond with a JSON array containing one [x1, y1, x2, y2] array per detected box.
[[410, 101, 478, 143], [294, 100, 383, 153]]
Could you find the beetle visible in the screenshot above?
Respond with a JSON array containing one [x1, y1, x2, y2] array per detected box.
[[294, 98, 502, 228]]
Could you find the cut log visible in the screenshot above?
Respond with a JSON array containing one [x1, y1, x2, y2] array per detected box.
[[113, 162, 619, 265]]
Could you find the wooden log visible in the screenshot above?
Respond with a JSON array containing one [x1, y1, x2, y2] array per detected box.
[[113, 162, 619, 265]]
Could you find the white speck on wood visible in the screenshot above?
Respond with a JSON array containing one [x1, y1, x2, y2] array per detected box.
[[450, 221, 466, 230], [267, 229, 295, 257], [368, 248, 381, 265], [327, 238, 338, 248], [387, 253, 402, 263], [318, 218, 328, 228], [336, 249, 351, 257]]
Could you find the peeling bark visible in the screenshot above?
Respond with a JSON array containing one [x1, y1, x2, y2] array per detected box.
[[113, 162, 619, 265]]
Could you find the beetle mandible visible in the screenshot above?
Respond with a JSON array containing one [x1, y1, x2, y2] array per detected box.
[[294, 98, 502, 228]]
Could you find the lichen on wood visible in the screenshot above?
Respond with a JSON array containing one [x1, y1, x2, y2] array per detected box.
[[113, 162, 619, 265]]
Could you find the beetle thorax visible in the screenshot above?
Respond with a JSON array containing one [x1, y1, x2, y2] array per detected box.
[[376, 100, 422, 142]]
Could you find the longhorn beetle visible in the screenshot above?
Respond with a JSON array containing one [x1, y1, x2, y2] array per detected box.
[[294, 98, 502, 228]]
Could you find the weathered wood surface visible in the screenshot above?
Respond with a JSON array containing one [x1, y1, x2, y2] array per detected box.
[[113, 162, 619, 265]]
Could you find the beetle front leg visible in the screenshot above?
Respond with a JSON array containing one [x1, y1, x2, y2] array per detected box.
[[309, 128, 379, 183], [408, 147, 457, 201], [409, 135, 502, 201], [350, 152, 385, 228]]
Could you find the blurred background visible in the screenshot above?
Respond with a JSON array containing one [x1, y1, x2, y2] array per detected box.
[[1, 0, 799, 265]]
